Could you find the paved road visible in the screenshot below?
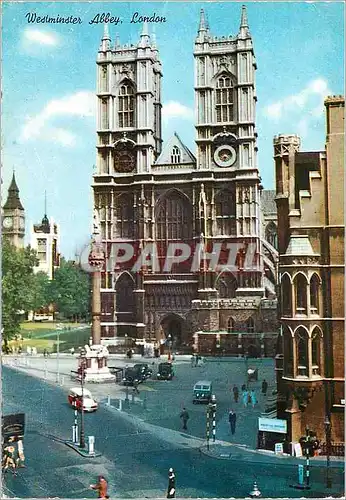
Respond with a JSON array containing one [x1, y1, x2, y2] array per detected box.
[[2, 365, 344, 498]]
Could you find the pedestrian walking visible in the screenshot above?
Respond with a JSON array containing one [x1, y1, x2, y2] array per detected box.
[[242, 389, 249, 408], [180, 407, 189, 430], [90, 475, 109, 498], [250, 389, 257, 408], [241, 383, 246, 392], [228, 409, 237, 435], [167, 468, 176, 498], [261, 379, 268, 396], [232, 385, 239, 403], [2, 445, 17, 475], [191, 354, 195, 367]]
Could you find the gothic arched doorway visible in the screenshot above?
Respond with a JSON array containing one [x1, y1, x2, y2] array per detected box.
[[160, 314, 184, 346]]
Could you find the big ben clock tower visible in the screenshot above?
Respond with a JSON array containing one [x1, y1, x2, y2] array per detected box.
[[2, 172, 25, 248]]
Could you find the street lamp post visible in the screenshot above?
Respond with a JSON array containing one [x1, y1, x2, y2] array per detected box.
[[167, 334, 172, 361], [79, 349, 86, 449], [56, 327, 60, 384], [324, 417, 332, 488]]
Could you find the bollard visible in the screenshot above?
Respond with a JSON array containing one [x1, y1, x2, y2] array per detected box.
[[249, 481, 262, 498], [119, 398, 122, 411], [61, 376, 65, 386], [88, 436, 95, 456], [167, 467, 176, 498], [107, 395, 111, 406], [298, 464, 304, 486]]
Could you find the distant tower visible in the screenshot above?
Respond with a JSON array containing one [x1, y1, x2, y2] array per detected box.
[[30, 193, 60, 280], [2, 172, 25, 248]]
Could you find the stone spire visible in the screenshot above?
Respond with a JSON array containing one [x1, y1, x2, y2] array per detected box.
[[198, 9, 207, 33], [3, 172, 24, 210], [101, 23, 111, 51], [139, 21, 150, 47], [239, 5, 250, 37]]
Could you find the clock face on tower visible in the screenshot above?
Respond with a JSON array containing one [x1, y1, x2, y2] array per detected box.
[[3, 217, 13, 229], [114, 151, 135, 173], [214, 145, 237, 167]]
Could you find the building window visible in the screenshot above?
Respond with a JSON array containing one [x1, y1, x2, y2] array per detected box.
[[281, 274, 292, 317], [115, 195, 134, 239], [227, 317, 235, 333], [100, 65, 108, 92], [296, 328, 308, 376], [215, 75, 234, 123], [311, 328, 321, 375], [101, 99, 109, 129], [118, 82, 135, 128], [310, 273, 320, 315], [215, 189, 236, 235], [171, 146, 181, 164], [156, 192, 191, 241], [295, 273, 308, 314], [37, 238, 47, 263], [216, 274, 237, 299], [283, 327, 293, 376], [247, 317, 255, 333], [265, 222, 278, 250]]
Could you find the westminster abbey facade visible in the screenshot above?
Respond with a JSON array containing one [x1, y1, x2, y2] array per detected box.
[[92, 7, 279, 355]]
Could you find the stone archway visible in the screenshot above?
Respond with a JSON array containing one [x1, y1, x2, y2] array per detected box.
[[160, 314, 184, 346]]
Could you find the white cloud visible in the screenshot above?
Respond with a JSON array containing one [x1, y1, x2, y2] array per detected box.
[[23, 28, 58, 47], [21, 91, 96, 145], [162, 101, 194, 121], [263, 78, 331, 121]]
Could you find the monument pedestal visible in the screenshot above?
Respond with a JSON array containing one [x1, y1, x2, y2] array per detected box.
[[77, 344, 115, 383]]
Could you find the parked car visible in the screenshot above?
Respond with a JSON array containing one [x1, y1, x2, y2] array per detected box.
[[192, 380, 213, 404], [157, 362, 174, 380], [122, 367, 140, 386], [133, 363, 153, 381], [68, 387, 98, 412]]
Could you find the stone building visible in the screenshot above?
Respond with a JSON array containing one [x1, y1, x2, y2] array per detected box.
[[92, 7, 279, 354], [2, 173, 25, 248], [30, 213, 60, 281], [275, 96, 344, 451]]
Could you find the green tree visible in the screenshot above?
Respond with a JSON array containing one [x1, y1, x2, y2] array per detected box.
[[31, 271, 51, 311], [1, 240, 39, 348], [49, 259, 91, 321]]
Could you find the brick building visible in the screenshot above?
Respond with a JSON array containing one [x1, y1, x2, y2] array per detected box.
[[275, 96, 345, 451]]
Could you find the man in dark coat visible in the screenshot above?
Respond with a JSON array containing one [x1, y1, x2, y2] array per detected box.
[[232, 385, 239, 403], [180, 408, 189, 430], [261, 379, 268, 396], [228, 409, 237, 435]]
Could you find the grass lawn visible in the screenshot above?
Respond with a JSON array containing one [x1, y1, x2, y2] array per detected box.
[[8, 323, 91, 354]]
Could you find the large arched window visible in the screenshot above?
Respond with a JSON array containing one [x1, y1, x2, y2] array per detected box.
[[115, 195, 134, 239], [227, 317, 235, 333], [215, 189, 236, 235], [265, 221, 278, 250], [215, 75, 234, 122], [116, 273, 135, 322], [216, 274, 237, 299], [156, 191, 192, 241], [294, 273, 308, 314], [171, 146, 181, 164], [283, 326, 293, 376], [310, 273, 320, 315], [281, 274, 292, 317], [118, 81, 135, 128], [311, 328, 322, 375], [296, 327, 308, 376]]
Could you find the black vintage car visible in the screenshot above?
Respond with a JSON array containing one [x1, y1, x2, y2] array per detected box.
[[157, 362, 174, 380], [122, 367, 140, 386], [133, 363, 153, 381]]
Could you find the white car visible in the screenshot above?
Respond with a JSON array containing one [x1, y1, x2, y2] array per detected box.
[[68, 387, 98, 412]]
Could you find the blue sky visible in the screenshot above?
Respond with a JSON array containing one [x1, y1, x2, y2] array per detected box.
[[2, 1, 344, 259]]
